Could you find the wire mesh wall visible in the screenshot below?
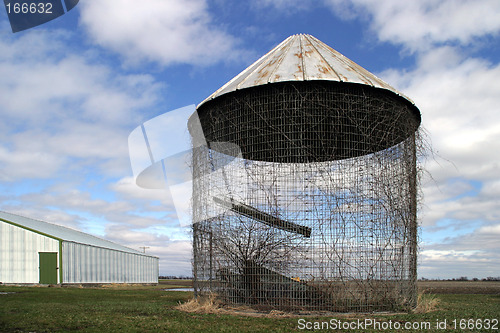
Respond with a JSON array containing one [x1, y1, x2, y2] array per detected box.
[[191, 81, 421, 312]]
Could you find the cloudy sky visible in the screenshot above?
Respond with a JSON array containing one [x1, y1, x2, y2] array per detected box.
[[1, 0, 499, 278]]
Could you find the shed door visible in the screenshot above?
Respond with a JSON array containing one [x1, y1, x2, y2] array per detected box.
[[39, 252, 58, 284]]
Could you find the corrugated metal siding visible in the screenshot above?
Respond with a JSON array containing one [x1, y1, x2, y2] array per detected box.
[[62, 242, 158, 284], [0, 222, 59, 283]]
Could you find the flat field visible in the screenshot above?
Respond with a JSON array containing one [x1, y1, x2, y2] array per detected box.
[[0, 281, 498, 332], [418, 280, 500, 294]]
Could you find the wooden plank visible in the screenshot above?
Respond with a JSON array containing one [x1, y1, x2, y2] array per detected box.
[[213, 197, 311, 237]]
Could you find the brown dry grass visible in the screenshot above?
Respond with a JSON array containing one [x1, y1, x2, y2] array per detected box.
[[176, 293, 223, 314], [413, 292, 440, 313], [177, 280, 500, 317], [99, 283, 149, 289], [175, 294, 295, 317], [175, 295, 406, 318]]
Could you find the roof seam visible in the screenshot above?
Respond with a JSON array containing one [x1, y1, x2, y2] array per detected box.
[[304, 34, 342, 82], [267, 36, 294, 83], [299, 34, 306, 80]]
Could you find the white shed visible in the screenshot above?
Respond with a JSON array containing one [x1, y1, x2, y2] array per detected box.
[[0, 211, 159, 284]]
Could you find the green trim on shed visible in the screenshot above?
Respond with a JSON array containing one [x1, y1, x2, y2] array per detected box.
[[0, 218, 63, 242], [59, 241, 63, 283], [0, 217, 64, 283]]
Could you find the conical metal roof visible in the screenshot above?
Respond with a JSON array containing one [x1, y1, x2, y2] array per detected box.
[[199, 34, 414, 107]]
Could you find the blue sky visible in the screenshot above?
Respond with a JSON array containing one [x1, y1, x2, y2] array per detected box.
[[1, 0, 499, 278]]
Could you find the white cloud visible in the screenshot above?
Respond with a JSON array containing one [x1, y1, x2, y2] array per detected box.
[[324, 0, 500, 51], [419, 249, 499, 279], [0, 204, 85, 231], [111, 177, 172, 203], [21, 189, 130, 214], [419, 223, 500, 278], [154, 240, 192, 276], [105, 223, 192, 275], [0, 29, 164, 181], [377, 46, 500, 230], [0, 26, 177, 262], [79, 0, 244, 67], [252, 0, 311, 13], [0, 146, 65, 181], [1, 182, 179, 239], [105, 223, 170, 244]]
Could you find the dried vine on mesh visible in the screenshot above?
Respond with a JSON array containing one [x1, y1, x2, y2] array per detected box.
[[190, 81, 422, 312]]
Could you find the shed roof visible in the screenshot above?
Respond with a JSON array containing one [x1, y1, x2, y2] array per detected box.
[[0, 211, 152, 256], [199, 34, 414, 107]]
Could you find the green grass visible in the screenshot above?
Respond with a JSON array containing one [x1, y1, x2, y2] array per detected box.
[[0, 285, 498, 332]]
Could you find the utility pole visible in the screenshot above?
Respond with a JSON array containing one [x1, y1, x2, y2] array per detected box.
[[139, 246, 150, 253]]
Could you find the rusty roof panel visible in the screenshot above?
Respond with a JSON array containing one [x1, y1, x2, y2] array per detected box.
[[269, 35, 304, 82], [238, 36, 292, 88], [300, 35, 341, 81], [199, 34, 414, 107], [308, 35, 389, 88]]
